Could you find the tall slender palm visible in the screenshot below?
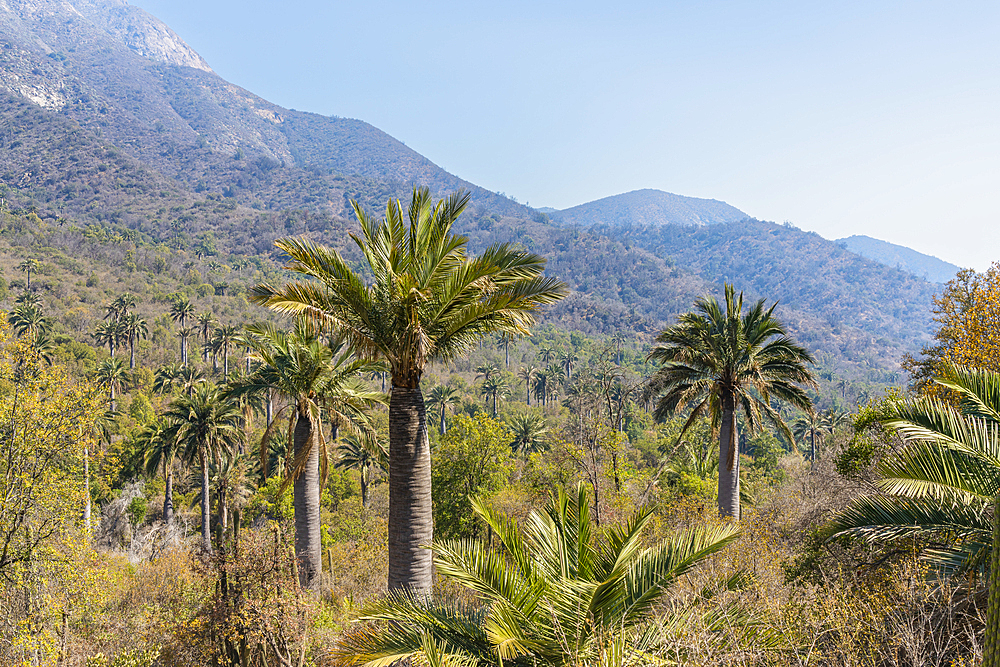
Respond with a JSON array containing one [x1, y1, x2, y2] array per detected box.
[[336, 435, 388, 508], [425, 385, 460, 435], [209, 450, 256, 542], [163, 383, 242, 552], [538, 344, 557, 365], [645, 284, 816, 520], [533, 370, 549, 408], [122, 313, 148, 370], [227, 321, 384, 585], [16, 258, 38, 290], [93, 319, 125, 358], [250, 187, 567, 594], [335, 484, 741, 666], [474, 363, 500, 382], [197, 312, 217, 364], [518, 365, 537, 406], [496, 332, 516, 368], [560, 349, 579, 381], [479, 374, 510, 417], [139, 420, 180, 525], [792, 412, 821, 461], [211, 324, 240, 379], [170, 297, 196, 365], [94, 356, 130, 412], [107, 293, 137, 322]]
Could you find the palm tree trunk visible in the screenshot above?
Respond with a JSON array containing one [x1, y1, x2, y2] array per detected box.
[[388, 385, 433, 596], [223, 343, 229, 380], [200, 448, 212, 552], [718, 390, 740, 520], [266, 392, 273, 426], [361, 468, 369, 509], [293, 410, 322, 587], [218, 487, 228, 545], [525, 381, 530, 406], [129, 338, 136, 370], [440, 406, 446, 436], [163, 466, 174, 525], [810, 428, 816, 463]]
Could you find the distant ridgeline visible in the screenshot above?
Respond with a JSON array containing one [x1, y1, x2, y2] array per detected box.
[[0, 0, 944, 391], [836, 235, 961, 284]]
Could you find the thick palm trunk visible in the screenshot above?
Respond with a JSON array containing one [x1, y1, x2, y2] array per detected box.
[[163, 466, 174, 525], [200, 449, 212, 552], [718, 391, 740, 520], [129, 339, 136, 370], [440, 406, 446, 435], [293, 411, 322, 586], [388, 385, 433, 596]]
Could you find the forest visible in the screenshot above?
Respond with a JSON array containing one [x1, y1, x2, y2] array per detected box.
[[0, 186, 996, 667]]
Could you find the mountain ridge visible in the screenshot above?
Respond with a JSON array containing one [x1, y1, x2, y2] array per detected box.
[[551, 189, 748, 228]]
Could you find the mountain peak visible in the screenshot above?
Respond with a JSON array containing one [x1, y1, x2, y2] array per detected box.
[[0, 0, 211, 71], [551, 189, 748, 228]]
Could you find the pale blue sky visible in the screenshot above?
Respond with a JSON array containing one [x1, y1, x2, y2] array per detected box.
[[131, 0, 1000, 270]]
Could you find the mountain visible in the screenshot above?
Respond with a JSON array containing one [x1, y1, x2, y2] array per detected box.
[[550, 189, 748, 227], [836, 235, 961, 284], [0, 0, 944, 391]]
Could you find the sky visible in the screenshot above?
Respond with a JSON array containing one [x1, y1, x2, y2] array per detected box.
[[129, 0, 1000, 270]]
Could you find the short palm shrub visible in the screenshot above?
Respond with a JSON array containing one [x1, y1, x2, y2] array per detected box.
[[334, 484, 740, 666]]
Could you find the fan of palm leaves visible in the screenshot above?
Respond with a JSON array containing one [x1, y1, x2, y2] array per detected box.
[[333, 484, 741, 666], [830, 363, 1000, 573]]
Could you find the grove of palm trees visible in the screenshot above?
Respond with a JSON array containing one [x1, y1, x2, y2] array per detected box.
[[2, 188, 998, 667]]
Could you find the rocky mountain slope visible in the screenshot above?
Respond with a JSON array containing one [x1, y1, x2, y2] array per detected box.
[[0, 0, 944, 388]]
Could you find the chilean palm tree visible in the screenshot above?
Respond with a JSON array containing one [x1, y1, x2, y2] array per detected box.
[[122, 312, 148, 370], [532, 370, 549, 408], [16, 258, 39, 290], [211, 324, 240, 379], [334, 484, 741, 666], [163, 383, 242, 552], [645, 284, 816, 520], [496, 332, 516, 368], [560, 349, 579, 381], [792, 411, 821, 462], [425, 385, 460, 435], [170, 297, 196, 365], [507, 412, 549, 453], [250, 186, 568, 595], [336, 435, 388, 508], [479, 374, 510, 417], [518, 365, 537, 406], [93, 319, 125, 358], [94, 356, 130, 412], [226, 321, 384, 585], [9, 304, 51, 338], [153, 363, 207, 397], [209, 450, 256, 542], [139, 419, 180, 525], [197, 312, 217, 364]]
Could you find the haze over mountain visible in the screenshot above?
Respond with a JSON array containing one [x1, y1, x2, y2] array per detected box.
[[0, 0, 946, 389], [549, 189, 748, 228], [837, 235, 961, 284]]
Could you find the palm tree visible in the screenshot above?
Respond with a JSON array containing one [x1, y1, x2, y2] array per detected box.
[[93, 319, 125, 358], [211, 324, 240, 379], [197, 312, 217, 364], [176, 325, 196, 367], [107, 293, 137, 322], [94, 356, 130, 412], [645, 284, 816, 520], [170, 297, 196, 365], [14, 291, 42, 307], [507, 412, 549, 453], [227, 321, 384, 585], [792, 411, 821, 461], [532, 370, 549, 408], [250, 186, 567, 595], [538, 344, 557, 365], [479, 374, 510, 417], [518, 365, 537, 406], [139, 420, 180, 525], [209, 450, 256, 542], [425, 385, 460, 435], [496, 332, 516, 368], [9, 304, 51, 338], [153, 363, 207, 397], [474, 363, 500, 383], [121, 313, 148, 370], [16, 258, 39, 290], [335, 484, 741, 666], [163, 383, 243, 552], [336, 435, 388, 508], [560, 349, 579, 381]]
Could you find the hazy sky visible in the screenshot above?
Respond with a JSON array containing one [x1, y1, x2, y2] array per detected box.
[[130, 0, 1000, 270]]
